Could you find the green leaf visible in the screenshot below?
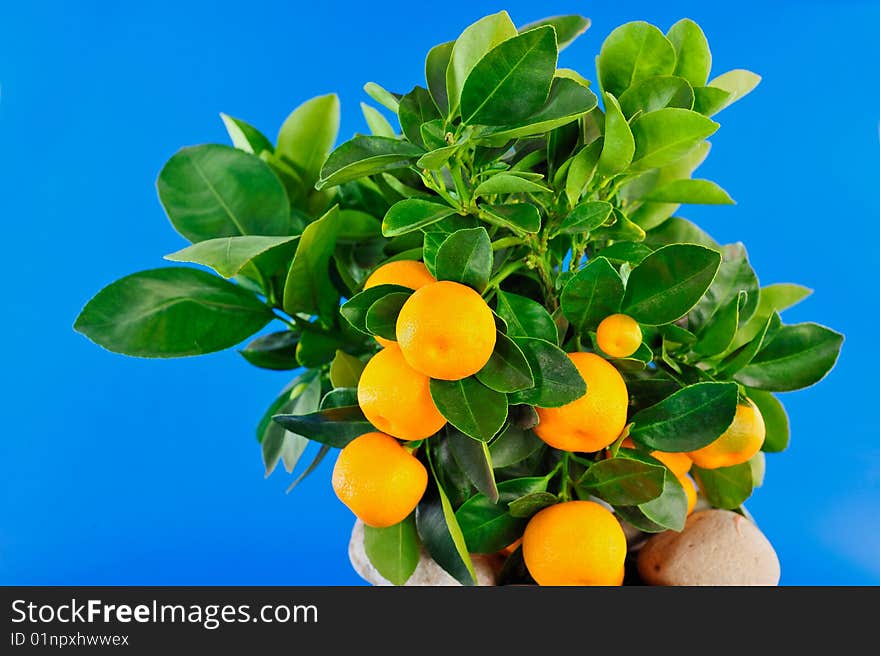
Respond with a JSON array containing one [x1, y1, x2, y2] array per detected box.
[[618, 76, 694, 118], [364, 82, 400, 113], [508, 337, 585, 408], [694, 291, 746, 356], [360, 102, 396, 138], [460, 26, 557, 126], [597, 21, 676, 98], [630, 108, 719, 171], [363, 516, 420, 586], [276, 94, 340, 191], [425, 40, 454, 114], [340, 284, 412, 335], [667, 19, 712, 87], [474, 173, 550, 196], [598, 241, 653, 265], [157, 144, 291, 243], [630, 382, 739, 452], [495, 291, 557, 343], [446, 11, 518, 115], [688, 243, 758, 334], [508, 492, 558, 518], [74, 268, 273, 358], [321, 387, 358, 410], [692, 463, 754, 510], [430, 377, 508, 442], [729, 283, 812, 351], [435, 227, 492, 292], [365, 292, 409, 340], [473, 77, 598, 142], [595, 208, 646, 243], [519, 14, 590, 50], [638, 468, 688, 531], [417, 145, 459, 170], [317, 136, 424, 190], [489, 425, 544, 467], [455, 476, 549, 553], [734, 323, 844, 392], [613, 505, 667, 533], [643, 179, 734, 205], [705, 69, 761, 114], [749, 389, 790, 453], [295, 330, 340, 368], [398, 86, 441, 148], [716, 312, 781, 375], [165, 235, 299, 278], [220, 113, 273, 154], [597, 93, 634, 177], [329, 350, 365, 388], [285, 444, 332, 492], [272, 405, 374, 449], [480, 203, 541, 234], [476, 331, 534, 393], [282, 206, 340, 319], [560, 257, 624, 333], [564, 140, 602, 207], [240, 331, 299, 371], [382, 199, 457, 237], [692, 86, 733, 116], [554, 201, 613, 236], [578, 457, 666, 505], [622, 244, 721, 325], [417, 446, 478, 585], [447, 428, 498, 502], [259, 371, 322, 476]]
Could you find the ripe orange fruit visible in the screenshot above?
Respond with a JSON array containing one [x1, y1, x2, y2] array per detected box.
[[332, 432, 428, 528], [617, 438, 692, 477], [396, 280, 496, 380], [688, 400, 766, 469], [357, 345, 447, 440], [364, 261, 436, 347], [678, 473, 697, 516], [596, 313, 642, 358], [522, 501, 626, 586], [534, 352, 628, 452]]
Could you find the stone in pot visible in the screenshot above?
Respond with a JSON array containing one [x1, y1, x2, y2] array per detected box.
[[638, 509, 780, 586]]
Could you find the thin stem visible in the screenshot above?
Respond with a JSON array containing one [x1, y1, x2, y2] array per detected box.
[[484, 260, 525, 294], [491, 236, 525, 251]]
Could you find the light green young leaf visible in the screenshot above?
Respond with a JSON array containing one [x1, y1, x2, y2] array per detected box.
[[363, 82, 400, 113], [360, 102, 396, 137], [643, 178, 734, 205], [597, 93, 634, 177], [220, 113, 274, 154], [618, 76, 694, 118], [276, 94, 340, 190], [519, 14, 590, 50], [597, 21, 676, 98], [474, 173, 550, 197], [706, 69, 761, 112], [165, 235, 299, 278], [630, 108, 719, 171], [667, 19, 712, 87], [282, 206, 340, 319], [729, 283, 813, 351]]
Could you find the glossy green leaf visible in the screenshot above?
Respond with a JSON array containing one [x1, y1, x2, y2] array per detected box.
[[460, 26, 557, 126], [480, 203, 541, 234], [165, 235, 299, 278], [564, 140, 602, 207], [508, 337, 585, 408], [630, 108, 719, 170], [618, 76, 694, 118], [749, 389, 790, 453], [597, 21, 676, 98], [692, 86, 733, 116], [434, 227, 492, 292], [598, 241, 653, 265], [597, 93, 634, 177], [476, 331, 534, 393], [417, 145, 458, 170], [320, 387, 358, 410], [240, 331, 299, 371], [638, 468, 688, 531], [594, 208, 646, 242], [74, 268, 273, 358], [425, 40, 454, 113], [622, 244, 721, 325], [276, 94, 340, 190], [446, 11, 518, 115], [705, 69, 761, 114], [554, 201, 613, 236], [365, 291, 409, 340], [519, 15, 590, 50], [220, 113, 273, 155], [382, 199, 457, 237], [613, 505, 667, 533], [578, 457, 666, 505], [363, 515, 420, 586], [489, 425, 544, 467], [734, 323, 844, 392], [295, 330, 340, 368], [259, 371, 321, 476], [495, 291, 557, 343], [273, 405, 374, 449], [561, 257, 624, 333], [508, 492, 558, 518], [282, 206, 340, 319], [364, 82, 400, 113], [448, 428, 498, 502], [430, 377, 508, 442], [317, 136, 424, 190], [285, 444, 332, 493], [694, 291, 746, 356], [717, 312, 781, 375], [398, 86, 441, 147], [692, 463, 753, 510], [157, 144, 291, 243], [643, 179, 734, 204], [667, 19, 712, 87], [474, 173, 550, 196], [630, 381, 739, 452], [360, 102, 396, 138], [730, 283, 812, 351], [340, 284, 411, 335], [329, 350, 366, 388]]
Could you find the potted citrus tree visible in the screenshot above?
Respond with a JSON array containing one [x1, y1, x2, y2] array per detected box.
[[75, 11, 843, 586]]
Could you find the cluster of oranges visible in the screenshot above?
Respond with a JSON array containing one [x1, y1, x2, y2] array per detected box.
[[331, 259, 767, 585]]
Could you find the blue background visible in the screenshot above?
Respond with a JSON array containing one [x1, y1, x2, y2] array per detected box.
[[2, 0, 877, 585]]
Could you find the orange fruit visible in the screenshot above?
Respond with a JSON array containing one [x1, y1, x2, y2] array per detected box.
[[396, 280, 496, 380], [678, 473, 697, 516], [534, 352, 628, 452], [357, 345, 446, 440], [688, 400, 766, 469], [596, 313, 642, 358], [332, 432, 428, 528], [364, 261, 436, 347], [522, 501, 626, 586], [616, 438, 692, 477]]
